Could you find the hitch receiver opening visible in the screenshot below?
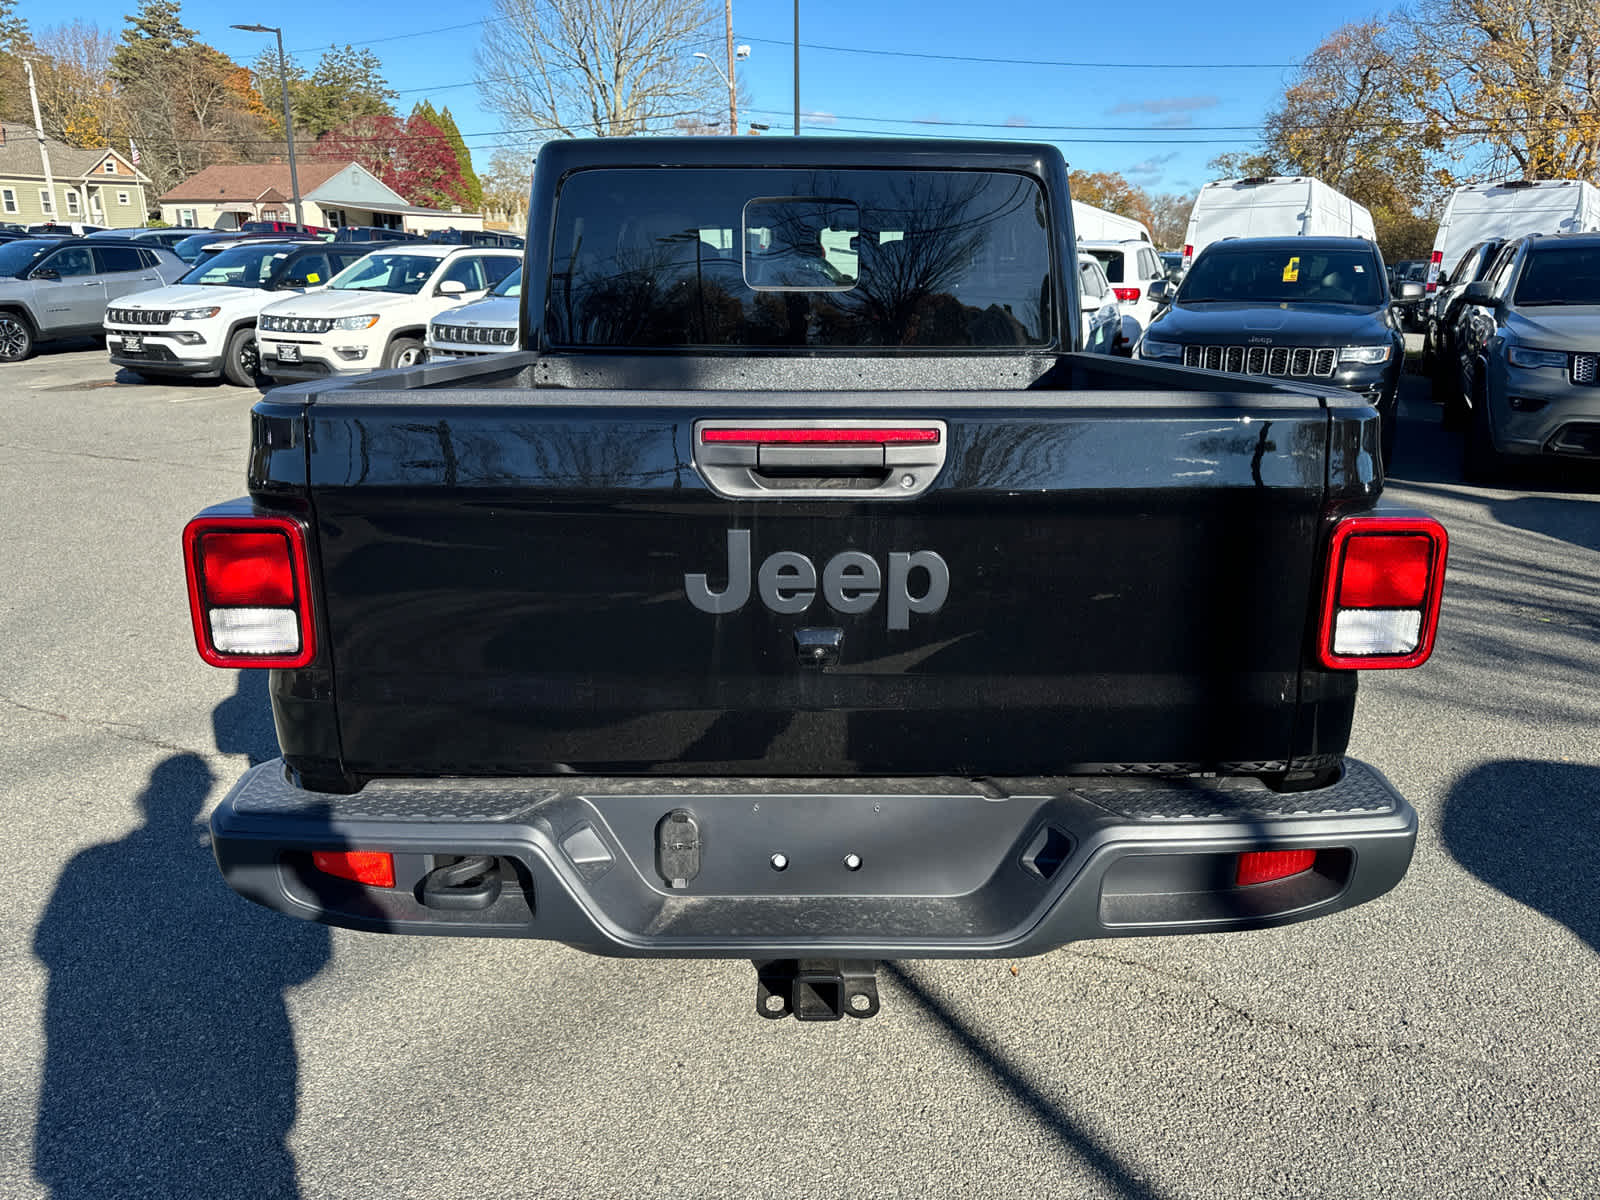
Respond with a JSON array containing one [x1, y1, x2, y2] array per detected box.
[[754, 959, 880, 1020]]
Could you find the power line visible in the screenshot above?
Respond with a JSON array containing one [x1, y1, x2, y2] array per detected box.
[[739, 34, 1299, 70], [285, 21, 489, 56]]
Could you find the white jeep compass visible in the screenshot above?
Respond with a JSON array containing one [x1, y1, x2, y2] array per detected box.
[[257, 245, 520, 381]]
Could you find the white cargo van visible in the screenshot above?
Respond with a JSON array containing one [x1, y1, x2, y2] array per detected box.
[[1425, 179, 1600, 293], [1073, 200, 1151, 244], [1182, 177, 1375, 270]]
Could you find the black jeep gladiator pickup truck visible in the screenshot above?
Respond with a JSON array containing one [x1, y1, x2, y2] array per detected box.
[[185, 138, 1447, 1020]]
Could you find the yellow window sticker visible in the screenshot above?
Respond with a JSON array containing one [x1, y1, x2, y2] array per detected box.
[[1282, 257, 1300, 283], [305, 272, 320, 283]]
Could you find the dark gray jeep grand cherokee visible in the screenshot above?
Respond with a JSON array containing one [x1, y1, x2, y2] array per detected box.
[[1135, 236, 1410, 467]]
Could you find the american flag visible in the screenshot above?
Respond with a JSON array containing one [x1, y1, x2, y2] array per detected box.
[[128, 138, 140, 167]]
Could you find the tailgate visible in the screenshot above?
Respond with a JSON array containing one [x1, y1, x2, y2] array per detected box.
[[303, 392, 1337, 777]]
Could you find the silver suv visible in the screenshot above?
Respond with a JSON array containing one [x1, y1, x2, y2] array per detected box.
[[0, 238, 188, 362]]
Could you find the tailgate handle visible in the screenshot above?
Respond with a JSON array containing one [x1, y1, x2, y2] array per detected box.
[[695, 422, 947, 500]]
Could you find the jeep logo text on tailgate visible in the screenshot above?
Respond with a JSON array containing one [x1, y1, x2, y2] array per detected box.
[[685, 530, 949, 630]]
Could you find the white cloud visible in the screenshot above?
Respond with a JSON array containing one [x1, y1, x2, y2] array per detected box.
[[1107, 96, 1220, 117], [802, 110, 836, 127]]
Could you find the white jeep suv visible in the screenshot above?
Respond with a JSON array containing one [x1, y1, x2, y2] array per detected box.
[[104, 240, 373, 385], [1080, 239, 1169, 355], [257, 245, 520, 381], [427, 268, 522, 360]]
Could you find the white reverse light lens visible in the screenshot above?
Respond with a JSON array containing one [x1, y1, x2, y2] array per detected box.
[[209, 607, 300, 655], [1339, 345, 1392, 365], [334, 314, 380, 330], [1506, 345, 1567, 370], [1333, 609, 1421, 656]]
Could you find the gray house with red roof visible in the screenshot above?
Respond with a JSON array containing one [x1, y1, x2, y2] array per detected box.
[[157, 161, 483, 234]]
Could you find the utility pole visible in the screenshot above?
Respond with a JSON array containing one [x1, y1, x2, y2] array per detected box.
[[725, 0, 737, 141], [23, 60, 57, 224], [793, 1, 800, 135]]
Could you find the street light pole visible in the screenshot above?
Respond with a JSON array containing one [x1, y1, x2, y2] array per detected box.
[[692, 46, 749, 135], [725, 0, 736, 140], [793, 0, 799, 135], [232, 24, 303, 226]]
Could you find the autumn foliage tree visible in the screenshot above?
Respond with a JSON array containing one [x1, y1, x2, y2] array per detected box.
[[315, 113, 466, 208], [1068, 170, 1157, 229], [1410, 0, 1600, 180]]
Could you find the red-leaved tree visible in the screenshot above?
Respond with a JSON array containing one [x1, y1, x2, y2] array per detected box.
[[315, 113, 467, 208]]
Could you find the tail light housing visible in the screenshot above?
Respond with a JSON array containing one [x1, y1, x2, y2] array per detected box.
[[1318, 516, 1448, 669], [1182, 243, 1193, 267], [1113, 287, 1141, 303], [1425, 249, 1443, 293], [184, 514, 316, 668]]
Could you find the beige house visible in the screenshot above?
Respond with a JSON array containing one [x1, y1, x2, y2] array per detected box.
[[158, 161, 484, 235], [0, 123, 151, 229]]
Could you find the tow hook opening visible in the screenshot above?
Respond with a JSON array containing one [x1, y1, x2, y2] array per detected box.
[[419, 854, 503, 911], [755, 959, 880, 1021]]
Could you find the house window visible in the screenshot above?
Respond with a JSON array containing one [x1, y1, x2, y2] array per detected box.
[[39, 190, 53, 215], [117, 191, 130, 206], [66, 192, 81, 216], [324, 209, 346, 227], [1, 189, 14, 214], [103, 160, 117, 174], [179, 209, 197, 227]]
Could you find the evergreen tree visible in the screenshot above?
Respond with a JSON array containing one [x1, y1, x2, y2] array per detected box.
[[434, 106, 482, 210], [0, 0, 34, 125]]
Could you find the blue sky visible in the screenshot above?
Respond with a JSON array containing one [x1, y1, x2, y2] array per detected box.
[[56, 0, 1364, 194]]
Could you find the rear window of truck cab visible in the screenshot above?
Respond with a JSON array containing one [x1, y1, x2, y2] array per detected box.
[[547, 168, 1053, 349]]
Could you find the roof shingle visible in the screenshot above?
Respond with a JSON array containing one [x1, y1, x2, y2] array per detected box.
[[158, 161, 349, 203], [0, 122, 148, 182]]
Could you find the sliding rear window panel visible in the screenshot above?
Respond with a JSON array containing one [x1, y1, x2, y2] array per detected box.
[[546, 167, 1056, 351]]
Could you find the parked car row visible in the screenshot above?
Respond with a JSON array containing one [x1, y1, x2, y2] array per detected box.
[[0, 222, 530, 369]]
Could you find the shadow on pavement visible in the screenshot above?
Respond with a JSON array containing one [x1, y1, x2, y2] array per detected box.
[[213, 669, 280, 765], [1441, 760, 1600, 956], [33, 684, 329, 1197], [886, 963, 1166, 1200]]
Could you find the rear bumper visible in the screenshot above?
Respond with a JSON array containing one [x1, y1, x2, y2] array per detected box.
[[211, 758, 1416, 959]]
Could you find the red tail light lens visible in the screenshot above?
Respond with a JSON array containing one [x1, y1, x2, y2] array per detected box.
[[1113, 287, 1141, 302], [200, 532, 296, 606], [184, 514, 315, 668], [1426, 249, 1443, 293], [312, 850, 395, 888], [1183, 244, 1193, 260], [1318, 516, 1448, 669], [1236, 849, 1317, 887]]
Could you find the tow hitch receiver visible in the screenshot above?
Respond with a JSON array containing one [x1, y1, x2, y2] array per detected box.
[[755, 959, 881, 1020]]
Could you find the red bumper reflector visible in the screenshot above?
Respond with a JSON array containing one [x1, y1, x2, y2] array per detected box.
[[311, 851, 396, 888], [700, 427, 941, 445], [1236, 849, 1317, 887]]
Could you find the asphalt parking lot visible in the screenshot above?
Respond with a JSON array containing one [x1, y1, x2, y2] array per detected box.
[[3, 342, 1599, 1199]]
